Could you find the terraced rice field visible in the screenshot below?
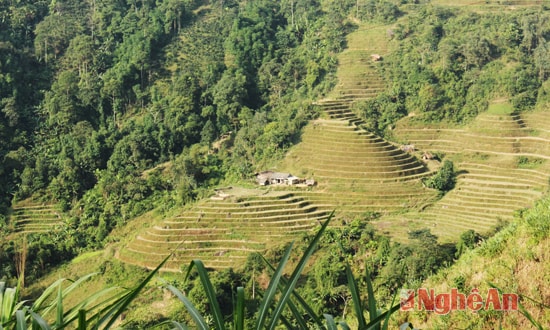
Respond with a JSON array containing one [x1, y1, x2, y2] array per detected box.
[[396, 111, 550, 156], [8, 201, 63, 234], [328, 24, 389, 104], [282, 118, 438, 216], [119, 15, 550, 270], [117, 192, 331, 270], [390, 107, 550, 241], [427, 0, 545, 11], [430, 0, 544, 5]]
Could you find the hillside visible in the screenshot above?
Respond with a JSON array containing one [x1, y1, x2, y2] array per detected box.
[[399, 196, 550, 329], [1, 0, 550, 328], [115, 16, 439, 270], [385, 104, 550, 240], [117, 2, 550, 270]]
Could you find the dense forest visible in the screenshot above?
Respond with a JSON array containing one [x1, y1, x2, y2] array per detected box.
[[1, 0, 549, 328], [0, 0, 355, 280]]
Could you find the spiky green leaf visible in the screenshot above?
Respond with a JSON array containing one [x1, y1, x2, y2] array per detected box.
[[266, 215, 332, 330], [255, 242, 294, 330], [324, 313, 338, 330], [339, 321, 351, 330], [235, 287, 245, 330], [29, 311, 51, 330], [77, 309, 86, 330], [184, 260, 224, 330], [55, 283, 63, 328], [15, 309, 26, 330], [170, 320, 189, 330], [166, 284, 208, 330], [94, 253, 170, 329], [260, 255, 324, 328], [345, 263, 367, 329], [364, 302, 400, 329], [364, 266, 379, 330]]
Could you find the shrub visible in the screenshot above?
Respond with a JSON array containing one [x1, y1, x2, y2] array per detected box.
[[423, 160, 456, 193]]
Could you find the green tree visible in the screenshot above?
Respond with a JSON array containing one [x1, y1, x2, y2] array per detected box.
[[423, 160, 456, 192], [213, 69, 248, 132], [534, 41, 550, 80], [34, 1, 87, 64], [455, 229, 481, 257]]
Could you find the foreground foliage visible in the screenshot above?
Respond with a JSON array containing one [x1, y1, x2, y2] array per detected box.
[[167, 215, 404, 329]]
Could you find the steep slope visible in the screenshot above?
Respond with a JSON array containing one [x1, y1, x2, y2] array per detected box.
[[389, 103, 550, 241], [118, 16, 550, 270], [399, 196, 550, 329], [117, 21, 438, 270], [280, 22, 438, 220], [282, 118, 437, 220]]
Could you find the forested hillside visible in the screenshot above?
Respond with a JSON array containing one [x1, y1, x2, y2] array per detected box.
[[1, 0, 550, 328], [0, 0, 351, 281]]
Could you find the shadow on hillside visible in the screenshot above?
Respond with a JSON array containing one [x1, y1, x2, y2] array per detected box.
[[455, 169, 469, 176], [289, 131, 303, 146]]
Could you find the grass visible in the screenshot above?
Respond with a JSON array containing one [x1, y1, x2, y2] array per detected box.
[[486, 101, 514, 114], [409, 197, 550, 329], [70, 251, 104, 264], [117, 194, 332, 270], [516, 156, 546, 169], [13, 214, 408, 328], [167, 214, 406, 330]]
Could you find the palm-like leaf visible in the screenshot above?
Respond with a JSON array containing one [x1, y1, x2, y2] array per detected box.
[[184, 260, 224, 329], [324, 313, 338, 330], [345, 263, 367, 329], [93, 253, 171, 329], [166, 284, 209, 330], [55, 284, 63, 328], [29, 310, 51, 330], [259, 255, 324, 328], [364, 266, 379, 330], [265, 216, 331, 330], [0, 282, 25, 328], [254, 242, 294, 330], [234, 287, 245, 330]]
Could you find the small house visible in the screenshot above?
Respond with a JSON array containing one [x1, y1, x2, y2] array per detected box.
[[371, 54, 382, 62], [422, 152, 434, 161], [256, 171, 273, 186], [287, 175, 300, 185], [270, 172, 292, 185], [256, 171, 303, 186]]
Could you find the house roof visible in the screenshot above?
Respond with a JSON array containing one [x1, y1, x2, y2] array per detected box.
[[255, 171, 294, 180], [271, 172, 291, 180]]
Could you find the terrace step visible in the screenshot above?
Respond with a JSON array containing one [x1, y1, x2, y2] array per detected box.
[[119, 193, 331, 271], [8, 201, 64, 234]]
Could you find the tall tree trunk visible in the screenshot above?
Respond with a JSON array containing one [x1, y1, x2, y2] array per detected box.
[[291, 0, 295, 31]]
